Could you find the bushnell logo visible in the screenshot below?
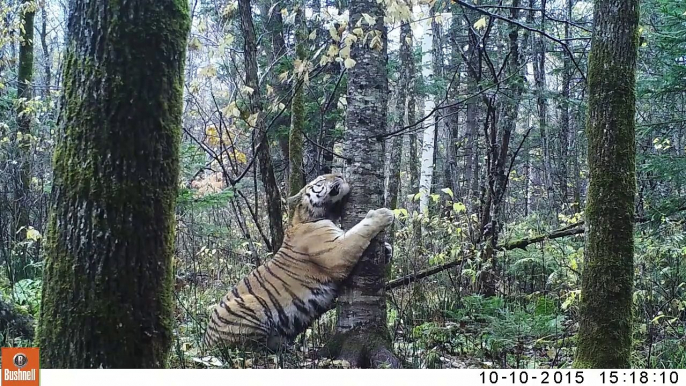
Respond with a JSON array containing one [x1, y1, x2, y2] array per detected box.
[[1, 347, 39, 386]]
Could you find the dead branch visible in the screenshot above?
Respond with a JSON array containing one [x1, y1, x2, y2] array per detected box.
[[385, 204, 686, 291], [385, 223, 584, 290]]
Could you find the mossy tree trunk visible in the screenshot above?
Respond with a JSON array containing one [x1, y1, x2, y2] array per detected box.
[[36, 0, 190, 368], [573, 0, 639, 369], [13, 0, 34, 246], [8, 0, 35, 283], [288, 1, 306, 196], [321, 0, 400, 368], [238, 0, 284, 252]]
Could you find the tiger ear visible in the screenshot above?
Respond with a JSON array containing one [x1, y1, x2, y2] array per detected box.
[[287, 192, 302, 210]]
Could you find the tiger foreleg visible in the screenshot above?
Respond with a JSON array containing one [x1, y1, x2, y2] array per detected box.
[[323, 208, 394, 279]]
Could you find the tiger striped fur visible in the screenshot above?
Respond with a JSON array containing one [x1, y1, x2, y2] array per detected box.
[[202, 173, 394, 350]]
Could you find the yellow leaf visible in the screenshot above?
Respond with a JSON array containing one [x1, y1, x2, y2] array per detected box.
[[362, 13, 375, 25], [266, 84, 274, 96], [452, 202, 466, 213], [474, 16, 488, 30], [344, 34, 357, 46], [279, 71, 289, 83], [308, 30, 317, 40], [233, 150, 247, 164], [247, 113, 259, 127], [197, 65, 217, 77], [241, 85, 254, 95], [344, 58, 356, 69], [339, 45, 351, 59], [352, 28, 364, 37], [224, 101, 241, 118], [329, 25, 341, 42], [26, 227, 41, 241], [327, 44, 339, 57]]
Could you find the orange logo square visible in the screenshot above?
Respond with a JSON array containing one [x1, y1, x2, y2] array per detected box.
[[1, 347, 39, 386]]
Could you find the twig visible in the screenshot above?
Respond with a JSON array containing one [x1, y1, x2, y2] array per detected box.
[[452, 0, 587, 82]]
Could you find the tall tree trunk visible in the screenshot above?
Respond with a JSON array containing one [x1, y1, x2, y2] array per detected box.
[[560, 0, 573, 210], [322, 0, 399, 368], [239, 0, 284, 251], [479, 1, 524, 296], [573, 0, 638, 369], [430, 4, 444, 191], [385, 18, 413, 212], [288, 2, 306, 195], [39, 2, 51, 97], [258, 0, 290, 160], [533, 0, 552, 204], [404, 22, 422, 247], [418, 13, 435, 216], [37, 0, 190, 368], [14, 0, 34, 241]]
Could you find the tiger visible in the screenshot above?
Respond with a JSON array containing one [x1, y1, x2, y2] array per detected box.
[[202, 173, 395, 350]]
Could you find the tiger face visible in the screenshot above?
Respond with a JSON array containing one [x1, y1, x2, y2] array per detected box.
[[288, 173, 350, 224]]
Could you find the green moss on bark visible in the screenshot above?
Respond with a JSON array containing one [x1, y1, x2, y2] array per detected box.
[[288, 3, 306, 196], [36, 0, 190, 368], [13, 0, 35, 245], [573, 0, 639, 370]]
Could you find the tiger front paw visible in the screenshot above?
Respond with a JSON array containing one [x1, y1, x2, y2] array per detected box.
[[368, 208, 394, 228], [384, 242, 393, 264]]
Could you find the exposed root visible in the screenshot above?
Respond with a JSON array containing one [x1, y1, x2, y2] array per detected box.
[[319, 328, 402, 369]]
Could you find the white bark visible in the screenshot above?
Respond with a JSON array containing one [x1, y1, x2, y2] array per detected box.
[[418, 12, 435, 215]]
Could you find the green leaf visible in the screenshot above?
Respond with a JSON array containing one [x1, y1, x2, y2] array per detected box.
[[440, 187, 454, 198]]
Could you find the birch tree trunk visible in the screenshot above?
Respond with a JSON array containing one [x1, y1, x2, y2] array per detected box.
[[573, 0, 638, 369], [419, 12, 435, 216], [37, 0, 189, 368]]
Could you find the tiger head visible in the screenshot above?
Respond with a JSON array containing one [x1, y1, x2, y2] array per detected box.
[[287, 174, 350, 225]]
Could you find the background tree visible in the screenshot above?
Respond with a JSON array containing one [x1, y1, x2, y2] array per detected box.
[[573, 0, 639, 369], [13, 0, 33, 241], [37, 0, 190, 368]]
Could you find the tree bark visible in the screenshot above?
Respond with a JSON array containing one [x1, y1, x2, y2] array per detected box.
[[385, 18, 413, 214], [560, 0, 573, 209], [322, 0, 399, 368], [36, 0, 189, 368], [39, 2, 51, 97], [258, 0, 290, 160], [573, 0, 639, 369], [14, 0, 34, 241], [478, 1, 524, 297], [238, 0, 284, 251], [418, 13, 435, 216], [288, 2, 306, 196]]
